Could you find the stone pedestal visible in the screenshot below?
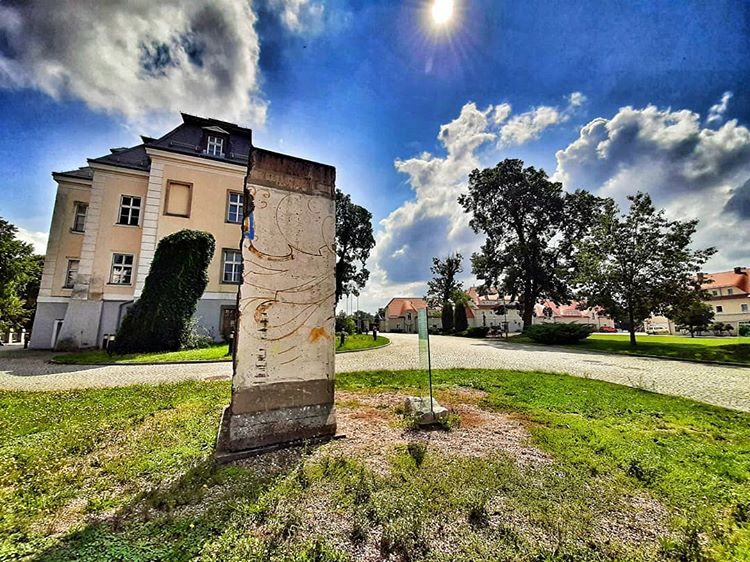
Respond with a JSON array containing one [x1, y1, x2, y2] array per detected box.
[[217, 149, 337, 456]]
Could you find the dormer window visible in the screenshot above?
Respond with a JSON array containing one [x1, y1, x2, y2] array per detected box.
[[207, 135, 224, 157]]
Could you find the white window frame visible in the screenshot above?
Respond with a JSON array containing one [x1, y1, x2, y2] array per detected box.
[[222, 249, 242, 284], [727, 288, 734, 295], [226, 191, 243, 223], [72, 202, 87, 232], [110, 253, 134, 285], [716, 305, 724, 313], [117, 195, 141, 226], [742, 304, 749, 313], [207, 136, 224, 157], [64, 259, 80, 288]]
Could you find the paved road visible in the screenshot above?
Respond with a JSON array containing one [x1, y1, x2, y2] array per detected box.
[[1, 335, 748, 412]]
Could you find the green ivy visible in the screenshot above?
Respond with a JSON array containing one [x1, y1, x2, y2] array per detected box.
[[114, 230, 217, 354]]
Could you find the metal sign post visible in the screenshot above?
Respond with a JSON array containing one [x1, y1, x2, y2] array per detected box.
[[417, 308, 433, 416]]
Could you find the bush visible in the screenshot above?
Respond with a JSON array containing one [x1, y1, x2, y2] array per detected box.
[[740, 325, 750, 338], [523, 323, 594, 344], [466, 326, 490, 338], [114, 230, 216, 354]]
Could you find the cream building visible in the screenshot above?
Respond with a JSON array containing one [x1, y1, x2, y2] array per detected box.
[[31, 113, 334, 350]]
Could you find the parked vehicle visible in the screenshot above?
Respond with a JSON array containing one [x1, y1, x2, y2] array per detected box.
[[599, 326, 617, 333], [646, 325, 670, 335]]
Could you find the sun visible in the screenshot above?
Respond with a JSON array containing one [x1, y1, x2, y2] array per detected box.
[[431, 0, 454, 25]]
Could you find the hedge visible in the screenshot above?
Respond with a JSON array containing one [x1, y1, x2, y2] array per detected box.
[[523, 323, 594, 344], [114, 230, 217, 354]]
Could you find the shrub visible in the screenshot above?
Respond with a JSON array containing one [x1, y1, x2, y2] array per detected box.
[[523, 323, 594, 344], [740, 325, 750, 337], [466, 326, 490, 338], [114, 230, 216, 354]]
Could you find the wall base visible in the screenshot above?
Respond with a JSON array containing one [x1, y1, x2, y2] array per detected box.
[[215, 399, 337, 455]]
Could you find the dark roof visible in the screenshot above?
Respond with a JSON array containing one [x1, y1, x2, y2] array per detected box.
[[88, 144, 150, 172], [143, 113, 252, 166], [64, 113, 332, 178], [53, 166, 94, 181]]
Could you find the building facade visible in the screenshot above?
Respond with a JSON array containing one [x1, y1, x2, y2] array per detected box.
[[703, 267, 750, 332], [31, 113, 334, 349]]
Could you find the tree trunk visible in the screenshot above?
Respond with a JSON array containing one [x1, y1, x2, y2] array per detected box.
[[628, 308, 637, 347], [522, 298, 534, 331]]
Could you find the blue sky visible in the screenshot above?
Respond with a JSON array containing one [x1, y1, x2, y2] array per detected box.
[[1, 0, 749, 311]]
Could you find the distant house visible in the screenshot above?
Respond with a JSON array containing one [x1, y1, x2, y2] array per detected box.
[[381, 298, 439, 333], [702, 267, 750, 332], [532, 300, 614, 329], [466, 287, 523, 332]]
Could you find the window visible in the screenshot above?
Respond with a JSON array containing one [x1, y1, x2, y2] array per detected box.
[[716, 305, 723, 313], [742, 304, 749, 313], [64, 259, 79, 288], [226, 192, 243, 223], [222, 250, 242, 283], [118, 196, 141, 226], [727, 288, 734, 295], [711, 290, 718, 296], [72, 202, 87, 232], [207, 135, 224, 157], [110, 253, 134, 285], [164, 181, 192, 217]]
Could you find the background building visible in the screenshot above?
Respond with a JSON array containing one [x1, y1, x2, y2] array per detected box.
[[703, 267, 750, 332], [31, 113, 335, 349]]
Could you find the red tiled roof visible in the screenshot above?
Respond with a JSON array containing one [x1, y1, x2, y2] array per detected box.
[[701, 268, 750, 293], [385, 297, 428, 318]]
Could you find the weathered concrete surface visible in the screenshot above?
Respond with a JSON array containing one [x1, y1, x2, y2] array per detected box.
[[217, 151, 337, 453]]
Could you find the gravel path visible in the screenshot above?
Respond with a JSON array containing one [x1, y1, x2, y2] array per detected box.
[[1, 335, 748, 412]]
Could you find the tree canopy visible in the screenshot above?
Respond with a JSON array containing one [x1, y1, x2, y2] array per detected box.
[[459, 159, 605, 329], [335, 189, 375, 305], [425, 253, 463, 332], [0, 217, 43, 333], [573, 192, 714, 346], [115, 229, 215, 353]]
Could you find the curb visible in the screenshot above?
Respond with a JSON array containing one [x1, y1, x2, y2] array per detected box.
[[49, 339, 393, 366], [335, 340, 391, 354], [491, 339, 750, 369]]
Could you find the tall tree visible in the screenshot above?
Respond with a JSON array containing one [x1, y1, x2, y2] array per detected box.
[[453, 290, 470, 332], [335, 189, 375, 304], [573, 193, 715, 346], [459, 159, 605, 329], [0, 217, 42, 333], [425, 253, 463, 332]]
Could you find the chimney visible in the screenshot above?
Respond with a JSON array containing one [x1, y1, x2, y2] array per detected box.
[[734, 267, 746, 275]]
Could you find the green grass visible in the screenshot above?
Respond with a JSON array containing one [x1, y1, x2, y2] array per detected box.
[[53, 335, 390, 364], [335, 333, 389, 352], [2, 370, 749, 560], [510, 333, 750, 364]]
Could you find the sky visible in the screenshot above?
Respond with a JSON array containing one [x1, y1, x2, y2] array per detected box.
[[1, 0, 749, 312]]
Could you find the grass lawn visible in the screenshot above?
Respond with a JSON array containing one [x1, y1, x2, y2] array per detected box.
[[335, 333, 390, 352], [2, 370, 749, 561], [511, 333, 750, 364], [53, 334, 390, 365]]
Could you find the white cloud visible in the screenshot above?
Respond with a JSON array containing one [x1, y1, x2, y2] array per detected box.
[[554, 102, 750, 272], [707, 91, 733, 123], [268, 0, 326, 33], [0, 1, 267, 128], [358, 93, 584, 312], [499, 91, 585, 146], [16, 227, 48, 254]]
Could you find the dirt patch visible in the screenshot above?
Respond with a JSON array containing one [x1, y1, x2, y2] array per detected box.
[[317, 389, 551, 474]]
